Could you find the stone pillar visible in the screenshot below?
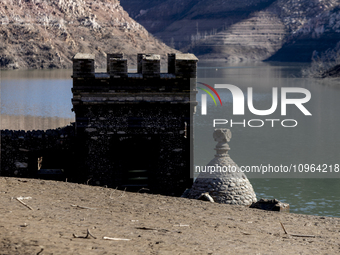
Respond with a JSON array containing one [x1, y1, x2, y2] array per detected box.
[[175, 53, 198, 78], [109, 58, 128, 78], [188, 129, 257, 206], [72, 53, 95, 78], [107, 53, 124, 73], [142, 54, 160, 78]]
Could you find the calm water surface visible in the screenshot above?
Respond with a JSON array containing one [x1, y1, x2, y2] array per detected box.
[[1, 63, 340, 217], [1, 69, 74, 130], [196, 62, 340, 217]]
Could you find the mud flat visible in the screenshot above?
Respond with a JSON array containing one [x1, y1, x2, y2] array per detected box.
[[0, 177, 339, 254]]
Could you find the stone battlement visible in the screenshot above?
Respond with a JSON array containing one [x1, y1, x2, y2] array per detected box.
[[73, 53, 198, 79], [72, 53, 199, 130]]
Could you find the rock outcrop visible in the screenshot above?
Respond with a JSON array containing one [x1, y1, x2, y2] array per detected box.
[[320, 64, 340, 78], [186, 11, 288, 62], [121, 0, 340, 62], [0, 0, 178, 69], [268, 6, 340, 62], [250, 198, 290, 212]]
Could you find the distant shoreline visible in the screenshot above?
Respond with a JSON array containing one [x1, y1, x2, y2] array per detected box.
[[1, 114, 74, 131]]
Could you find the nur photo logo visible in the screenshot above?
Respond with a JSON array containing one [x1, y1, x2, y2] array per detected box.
[[197, 81, 312, 128]]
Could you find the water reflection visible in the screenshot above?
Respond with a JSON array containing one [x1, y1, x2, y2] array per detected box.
[[195, 62, 340, 217], [1, 69, 74, 121], [252, 179, 340, 217], [0, 69, 72, 80], [195, 63, 340, 176]]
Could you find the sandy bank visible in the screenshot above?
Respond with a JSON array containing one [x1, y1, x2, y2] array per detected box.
[[0, 177, 339, 254]]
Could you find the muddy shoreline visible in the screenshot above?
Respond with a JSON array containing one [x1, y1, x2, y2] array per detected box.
[[1, 177, 339, 254]]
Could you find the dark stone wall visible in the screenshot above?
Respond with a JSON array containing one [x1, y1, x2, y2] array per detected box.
[[75, 103, 192, 196], [0, 125, 75, 180]]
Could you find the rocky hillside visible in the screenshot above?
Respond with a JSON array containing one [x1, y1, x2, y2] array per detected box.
[[0, 0, 178, 69], [185, 10, 288, 62], [268, 5, 340, 62], [121, 0, 339, 62]]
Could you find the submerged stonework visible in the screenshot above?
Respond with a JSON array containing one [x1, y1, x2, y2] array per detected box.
[[0, 126, 75, 180], [1, 52, 198, 197], [72, 52, 198, 196], [188, 129, 257, 206]]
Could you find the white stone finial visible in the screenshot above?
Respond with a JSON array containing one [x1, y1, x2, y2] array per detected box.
[[213, 129, 231, 157], [213, 128, 231, 142]]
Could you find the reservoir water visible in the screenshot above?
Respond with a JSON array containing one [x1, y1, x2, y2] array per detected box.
[[0, 69, 74, 130], [1, 63, 340, 217]]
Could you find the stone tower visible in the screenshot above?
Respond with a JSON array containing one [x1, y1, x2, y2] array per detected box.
[[71, 52, 198, 196], [188, 129, 257, 206]]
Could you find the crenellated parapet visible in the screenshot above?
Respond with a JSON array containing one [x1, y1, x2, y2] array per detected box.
[[71, 53, 198, 129], [73, 52, 198, 79]]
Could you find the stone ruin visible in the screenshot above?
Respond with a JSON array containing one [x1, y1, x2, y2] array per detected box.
[[71, 52, 198, 196], [188, 129, 257, 206], [1, 52, 199, 197]]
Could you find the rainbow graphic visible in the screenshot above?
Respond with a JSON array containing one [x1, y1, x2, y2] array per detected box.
[[197, 82, 222, 106], [197, 82, 222, 115]]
